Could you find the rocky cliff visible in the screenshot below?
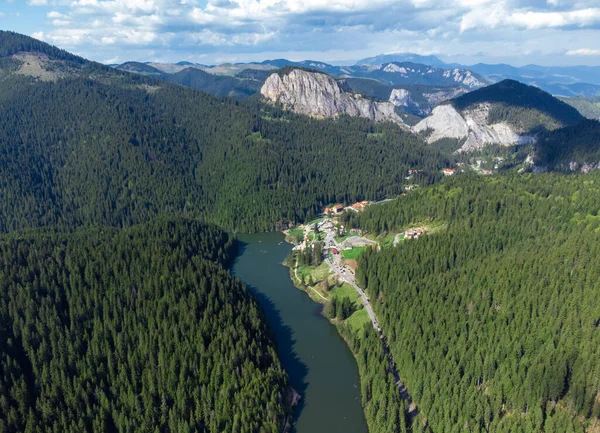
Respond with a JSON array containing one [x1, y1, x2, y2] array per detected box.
[[413, 103, 536, 152], [260, 69, 406, 126]]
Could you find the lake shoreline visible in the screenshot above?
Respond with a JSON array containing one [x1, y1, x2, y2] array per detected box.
[[231, 232, 368, 433]]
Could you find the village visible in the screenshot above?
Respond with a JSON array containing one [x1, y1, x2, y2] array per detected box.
[[284, 189, 435, 314], [283, 192, 428, 418]]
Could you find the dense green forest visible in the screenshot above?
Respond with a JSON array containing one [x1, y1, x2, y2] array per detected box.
[[535, 119, 600, 170], [339, 325, 411, 433], [355, 173, 600, 432], [0, 218, 291, 432], [166, 67, 262, 98], [0, 31, 445, 234], [450, 80, 584, 133]]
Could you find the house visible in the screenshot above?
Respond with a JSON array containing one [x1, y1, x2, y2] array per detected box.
[[351, 201, 370, 211], [404, 228, 424, 240], [443, 168, 456, 176], [408, 169, 423, 175], [332, 248, 340, 255], [324, 204, 345, 214]]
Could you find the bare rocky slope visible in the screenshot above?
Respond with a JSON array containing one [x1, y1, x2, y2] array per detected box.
[[413, 103, 536, 152], [413, 79, 584, 152], [260, 68, 407, 126]]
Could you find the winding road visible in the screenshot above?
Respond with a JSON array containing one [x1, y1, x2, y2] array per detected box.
[[324, 231, 419, 422]]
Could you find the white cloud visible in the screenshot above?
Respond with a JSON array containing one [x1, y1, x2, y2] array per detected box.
[[48, 11, 66, 18], [28, 0, 48, 5], [19, 0, 600, 66], [566, 48, 600, 56], [510, 8, 600, 29]]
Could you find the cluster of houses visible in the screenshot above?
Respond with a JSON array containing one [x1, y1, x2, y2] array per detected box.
[[324, 201, 371, 215]]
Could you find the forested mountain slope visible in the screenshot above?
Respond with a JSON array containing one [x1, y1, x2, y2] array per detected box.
[[450, 79, 584, 132], [165, 67, 262, 98], [0, 31, 445, 234], [414, 80, 584, 152], [0, 218, 291, 432], [535, 119, 600, 171], [354, 174, 600, 432]]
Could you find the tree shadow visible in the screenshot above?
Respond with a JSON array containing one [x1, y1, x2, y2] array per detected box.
[[232, 240, 309, 429]]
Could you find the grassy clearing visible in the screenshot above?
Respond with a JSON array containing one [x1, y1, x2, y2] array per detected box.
[[346, 308, 370, 331], [330, 283, 359, 304], [295, 262, 332, 284], [341, 246, 366, 260], [287, 228, 304, 241], [334, 233, 352, 243]]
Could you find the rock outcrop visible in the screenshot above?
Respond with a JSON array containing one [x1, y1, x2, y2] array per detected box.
[[413, 103, 536, 152], [260, 69, 406, 126]]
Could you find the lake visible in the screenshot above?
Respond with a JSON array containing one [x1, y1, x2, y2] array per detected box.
[[231, 232, 368, 433]]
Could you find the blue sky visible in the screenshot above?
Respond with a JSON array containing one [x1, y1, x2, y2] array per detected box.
[[2, 0, 600, 66]]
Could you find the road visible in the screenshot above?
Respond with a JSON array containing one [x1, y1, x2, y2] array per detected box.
[[323, 230, 419, 422]]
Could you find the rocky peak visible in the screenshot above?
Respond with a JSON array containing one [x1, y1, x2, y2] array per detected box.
[[260, 68, 406, 126]]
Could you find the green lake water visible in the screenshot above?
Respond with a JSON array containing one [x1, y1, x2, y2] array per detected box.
[[231, 232, 368, 433]]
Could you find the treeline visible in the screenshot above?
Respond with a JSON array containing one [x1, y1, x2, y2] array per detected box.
[[0, 218, 291, 433], [0, 50, 446, 234], [355, 173, 600, 432]]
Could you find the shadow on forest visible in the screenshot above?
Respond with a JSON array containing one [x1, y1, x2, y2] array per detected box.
[[231, 240, 309, 430]]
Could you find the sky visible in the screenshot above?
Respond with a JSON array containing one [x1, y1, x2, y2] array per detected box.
[[1, 0, 599, 66]]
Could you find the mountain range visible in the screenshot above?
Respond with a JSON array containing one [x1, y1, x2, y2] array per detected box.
[[2, 29, 600, 433], [117, 52, 600, 99]]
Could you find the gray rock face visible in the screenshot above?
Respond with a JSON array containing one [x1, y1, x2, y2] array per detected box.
[[413, 103, 536, 152], [260, 69, 406, 126]]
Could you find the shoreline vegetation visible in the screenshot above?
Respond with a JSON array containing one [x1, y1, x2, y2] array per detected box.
[[281, 227, 417, 433]]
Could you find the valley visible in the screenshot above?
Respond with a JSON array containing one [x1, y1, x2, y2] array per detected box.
[[0, 28, 600, 433]]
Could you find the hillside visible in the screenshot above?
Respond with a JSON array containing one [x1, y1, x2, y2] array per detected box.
[[0, 218, 291, 432], [535, 119, 600, 171], [414, 80, 584, 152], [355, 173, 600, 432], [558, 95, 600, 120], [166, 67, 261, 98], [0, 31, 445, 234], [116, 61, 166, 77], [450, 79, 584, 131]]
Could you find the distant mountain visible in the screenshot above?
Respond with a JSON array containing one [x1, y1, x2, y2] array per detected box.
[[414, 79, 584, 152], [116, 61, 166, 77], [356, 53, 448, 68], [357, 62, 488, 89], [165, 67, 262, 98], [467, 63, 600, 97], [558, 95, 600, 120], [259, 60, 487, 89], [344, 78, 468, 117]]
